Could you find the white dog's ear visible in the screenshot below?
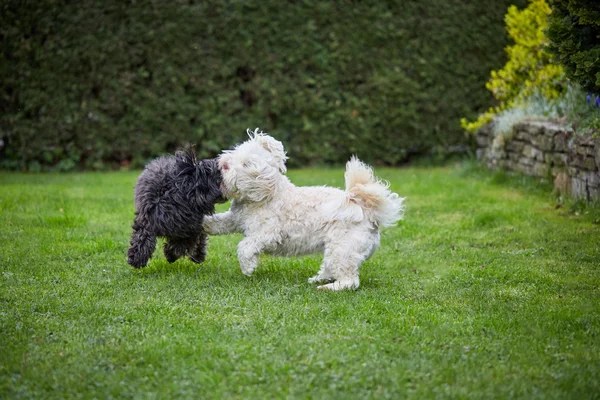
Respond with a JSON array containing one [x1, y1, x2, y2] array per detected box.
[[247, 129, 288, 173], [237, 159, 279, 202], [258, 135, 288, 173]]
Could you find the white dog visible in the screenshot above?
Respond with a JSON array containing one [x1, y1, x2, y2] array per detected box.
[[203, 130, 405, 290]]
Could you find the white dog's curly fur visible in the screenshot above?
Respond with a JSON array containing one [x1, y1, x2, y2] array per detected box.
[[203, 129, 405, 290]]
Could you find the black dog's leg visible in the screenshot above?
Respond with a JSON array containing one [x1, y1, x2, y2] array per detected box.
[[164, 237, 193, 263], [188, 233, 208, 263], [127, 214, 156, 268]]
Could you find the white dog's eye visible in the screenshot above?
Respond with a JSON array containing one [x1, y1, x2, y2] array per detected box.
[[242, 162, 248, 168]]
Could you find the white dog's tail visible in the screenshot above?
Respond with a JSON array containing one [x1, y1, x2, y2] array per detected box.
[[345, 156, 405, 228]]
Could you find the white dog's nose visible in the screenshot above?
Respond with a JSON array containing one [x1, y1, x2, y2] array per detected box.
[[222, 162, 230, 170]]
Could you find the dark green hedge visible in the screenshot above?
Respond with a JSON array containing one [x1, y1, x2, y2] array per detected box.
[[546, 0, 600, 95], [1, 0, 525, 170]]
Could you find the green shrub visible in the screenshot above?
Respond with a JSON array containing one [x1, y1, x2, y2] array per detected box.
[[546, 0, 600, 94], [461, 0, 566, 133], [1, 0, 525, 171]]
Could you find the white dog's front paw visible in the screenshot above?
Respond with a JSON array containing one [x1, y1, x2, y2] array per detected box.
[[202, 217, 215, 234], [240, 266, 255, 277], [317, 279, 360, 291]]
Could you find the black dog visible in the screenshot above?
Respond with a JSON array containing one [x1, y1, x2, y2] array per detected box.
[[127, 148, 225, 268]]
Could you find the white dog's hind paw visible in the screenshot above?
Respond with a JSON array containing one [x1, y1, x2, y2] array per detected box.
[[317, 279, 360, 291], [308, 274, 333, 284], [241, 268, 255, 277]]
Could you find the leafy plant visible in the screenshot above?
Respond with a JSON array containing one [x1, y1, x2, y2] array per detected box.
[[461, 0, 566, 133]]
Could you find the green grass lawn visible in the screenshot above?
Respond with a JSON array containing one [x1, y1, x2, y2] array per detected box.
[[1, 164, 599, 399]]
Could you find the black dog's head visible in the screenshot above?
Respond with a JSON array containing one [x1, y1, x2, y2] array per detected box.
[[174, 147, 227, 210]]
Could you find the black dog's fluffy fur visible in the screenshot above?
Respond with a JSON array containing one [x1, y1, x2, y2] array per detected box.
[[127, 148, 225, 268]]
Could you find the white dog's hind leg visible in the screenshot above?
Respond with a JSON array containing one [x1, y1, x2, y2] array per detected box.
[[237, 238, 264, 276], [308, 247, 335, 283], [317, 253, 361, 290], [316, 237, 375, 291]]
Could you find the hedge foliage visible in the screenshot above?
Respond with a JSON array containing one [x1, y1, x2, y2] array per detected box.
[[546, 0, 600, 95], [1, 0, 525, 170]]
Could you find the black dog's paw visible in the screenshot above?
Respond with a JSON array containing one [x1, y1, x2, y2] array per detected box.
[[164, 243, 184, 263], [164, 252, 181, 264], [188, 253, 206, 264], [127, 248, 148, 268]]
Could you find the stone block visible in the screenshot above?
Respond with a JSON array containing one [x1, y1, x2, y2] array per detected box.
[[519, 155, 534, 166], [589, 185, 600, 201], [571, 177, 588, 200], [573, 135, 596, 148], [553, 132, 572, 152], [532, 162, 550, 177], [513, 123, 533, 141], [522, 145, 544, 161], [501, 159, 513, 170], [586, 147, 596, 157], [505, 140, 526, 153], [508, 152, 521, 161], [568, 166, 580, 177], [545, 152, 568, 168], [515, 130, 532, 142], [569, 153, 597, 171], [575, 145, 588, 156], [583, 171, 600, 188], [519, 121, 545, 136], [571, 138, 597, 157], [531, 134, 553, 151], [544, 123, 569, 138], [515, 162, 533, 175]]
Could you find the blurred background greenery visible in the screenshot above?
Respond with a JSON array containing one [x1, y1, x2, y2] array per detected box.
[[2, 0, 597, 172]]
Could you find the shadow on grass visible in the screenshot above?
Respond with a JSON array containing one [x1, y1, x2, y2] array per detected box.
[[124, 253, 390, 292], [133, 255, 314, 280]]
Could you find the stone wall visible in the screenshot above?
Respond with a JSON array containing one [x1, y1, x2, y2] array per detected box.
[[476, 121, 600, 201]]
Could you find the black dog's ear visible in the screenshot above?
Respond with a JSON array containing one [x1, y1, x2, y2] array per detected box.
[[175, 145, 197, 165], [198, 158, 220, 173], [194, 158, 226, 204], [174, 145, 199, 177], [195, 158, 222, 187]]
